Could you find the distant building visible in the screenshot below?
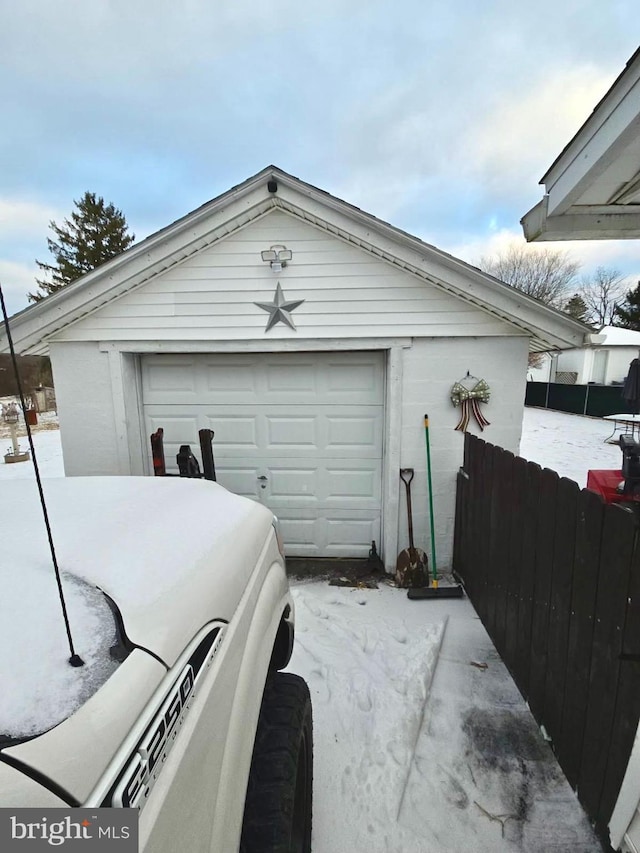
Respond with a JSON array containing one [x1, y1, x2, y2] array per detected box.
[[529, 326, 640, 385]]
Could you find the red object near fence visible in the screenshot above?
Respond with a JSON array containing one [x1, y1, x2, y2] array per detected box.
[[586, 469, 623, 504]]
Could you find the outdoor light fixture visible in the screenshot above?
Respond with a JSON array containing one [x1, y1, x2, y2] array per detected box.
[[261, 244, 292, 272]]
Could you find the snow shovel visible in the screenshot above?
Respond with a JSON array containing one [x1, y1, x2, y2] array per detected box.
[[408, 415, 464, 600], [396, 468, 429, 589]]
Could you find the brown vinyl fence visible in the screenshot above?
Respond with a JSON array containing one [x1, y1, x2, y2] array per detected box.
[[453, 434, 640, 841]]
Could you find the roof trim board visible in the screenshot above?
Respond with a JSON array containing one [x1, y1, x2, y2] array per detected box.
[[272, 195, 584, 350], [522, 196, 640, 241], [522, 48, 640, 241]]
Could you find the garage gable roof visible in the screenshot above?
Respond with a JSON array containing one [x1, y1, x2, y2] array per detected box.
[[522, 48, 640, 241], [4, 166, 588, 354]]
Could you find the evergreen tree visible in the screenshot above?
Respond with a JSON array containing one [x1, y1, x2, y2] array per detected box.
[[614, 281, 640, 330], [564, 293, 589, 323], [29, 192, 134, 303]]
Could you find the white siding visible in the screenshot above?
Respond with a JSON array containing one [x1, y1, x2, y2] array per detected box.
[[51, 210, 519, 344], [556, 348, 589, 382], [606, 347, 638, 385], [591, 350, 609, 384]]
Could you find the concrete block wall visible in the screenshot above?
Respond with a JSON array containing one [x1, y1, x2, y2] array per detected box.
[[50, 342, 120, 476], [398, 336, 529, 569]]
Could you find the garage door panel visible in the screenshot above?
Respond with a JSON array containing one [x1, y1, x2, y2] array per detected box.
[[213, 407, 381, 457], [268, 468, 318, 499], [146, 415, 200, 443], [214, 466, 261, 499], [266, 416, 317, 448], [142, 351, 384, 557], [279, 518, 318, 549], [326, 467, 380, 500], [204, 363, 258, 395], [145, 409, 264, 450], [326, 416, 379, 450], [144, 361, 198, 394], [146, 407, 381, 457], [142, 357, 202, 403], [265, 363, 318, 395], [208, 416, 258, 448], [326, 517, 379, 549], [325, 362, 381, 396], [276, 511, 381, 557], [143, 353, 384, 406], [256, 458, 381, 505]]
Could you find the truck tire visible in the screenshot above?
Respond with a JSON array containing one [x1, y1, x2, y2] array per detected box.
[[240, 672, 313, 853]]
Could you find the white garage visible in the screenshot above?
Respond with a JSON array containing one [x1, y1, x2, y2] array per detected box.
[[3, 166, 587, 570], [142, 351, 384, 556]]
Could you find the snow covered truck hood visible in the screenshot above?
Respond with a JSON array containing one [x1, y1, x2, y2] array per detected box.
[[1, 477, 277, 669]]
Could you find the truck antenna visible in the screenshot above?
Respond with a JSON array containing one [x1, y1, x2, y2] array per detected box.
[[0, 284, 84, 667]]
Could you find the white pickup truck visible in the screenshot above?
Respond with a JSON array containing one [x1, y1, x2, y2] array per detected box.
[[0, 476, 313, 852]]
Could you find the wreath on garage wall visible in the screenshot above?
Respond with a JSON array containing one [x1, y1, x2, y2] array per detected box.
[[450, 373, 491, 432]]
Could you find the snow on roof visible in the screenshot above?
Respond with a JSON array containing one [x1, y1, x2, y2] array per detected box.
[[598, 325, 640, 346], [1, 476, 273, 739]]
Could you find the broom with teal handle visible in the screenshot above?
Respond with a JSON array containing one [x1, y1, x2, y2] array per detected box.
[[424, 413, 438, 587], [407, 414, 464, 600]]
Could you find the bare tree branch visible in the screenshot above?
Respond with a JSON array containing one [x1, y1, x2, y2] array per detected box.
[[578, 267, 626, 327], [480, 245, 580, 308]]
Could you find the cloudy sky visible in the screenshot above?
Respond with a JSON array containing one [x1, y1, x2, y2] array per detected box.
[[1, 1, 639, 315]]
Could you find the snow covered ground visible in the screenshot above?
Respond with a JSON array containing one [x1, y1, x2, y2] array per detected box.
[[0, 429, 64, 479], [287, 406, 611, 852], [0, 407, 613, 851], [288, 583, 599, 852], [520, 406, 621, 487]]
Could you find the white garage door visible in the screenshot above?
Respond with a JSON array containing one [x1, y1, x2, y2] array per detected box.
[[141, 352, 385, 557]]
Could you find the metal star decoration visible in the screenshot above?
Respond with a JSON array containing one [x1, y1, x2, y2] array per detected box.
[[254, 283, 305, 332]]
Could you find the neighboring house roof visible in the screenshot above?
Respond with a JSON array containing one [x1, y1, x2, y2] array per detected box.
[[595, 324, 640, 346], [2, 166, 588, 355], [521, 48, 640, 241], [540, 325, 640, 353]]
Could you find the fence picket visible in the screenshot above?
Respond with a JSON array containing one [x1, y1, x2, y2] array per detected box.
[[557, 488, 604, 787], [599, 530, 640, 825], [452, 469, 467, 581], [476, 437, 494, 623], [496, 450, 515, 655], [487, 448, 508, 642], [528, 467, 560, 723], [515, 460, 542, 698], [543, 477, 579, 748], [578, 504, 636, 818], [457, 435, 478, 596], [504, 456, 527, 675]]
